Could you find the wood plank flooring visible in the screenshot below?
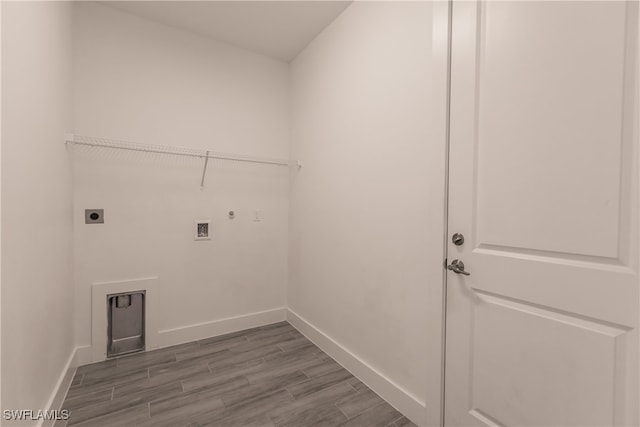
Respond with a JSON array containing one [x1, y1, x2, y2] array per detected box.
[[58, 322, 417, 427]]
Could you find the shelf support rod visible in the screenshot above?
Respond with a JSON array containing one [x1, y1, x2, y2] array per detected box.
[[200, 151, 210, 189]]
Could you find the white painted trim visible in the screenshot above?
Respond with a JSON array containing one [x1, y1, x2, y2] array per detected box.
[[157, 307, 287, 348], [286, 309, 427, 426], [91, 277, 159, 363], [38, 346, 78, 427], [74, 307, 424, 424], [432, 1, 451, 426], [75, 345, 93, 366], [77, 307, 287, 366]]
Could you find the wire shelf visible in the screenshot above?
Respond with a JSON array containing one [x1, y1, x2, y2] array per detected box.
[[65, 134, 295, 188], [65, 134, 290, 166]]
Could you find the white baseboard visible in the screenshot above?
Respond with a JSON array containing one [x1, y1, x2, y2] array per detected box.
[[286, 309, 427, 426], [75, 345, 92, 366], [71, 307, 426, 425], [39, 346, 78, 427], [157, 307, 287, 348], [76, 307, 288, 367]]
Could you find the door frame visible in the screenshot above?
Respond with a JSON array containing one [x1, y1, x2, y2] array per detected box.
[[431, 1, 453, 426]]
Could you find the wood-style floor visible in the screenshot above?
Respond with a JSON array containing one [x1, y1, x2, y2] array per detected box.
[[58, 321, 417, 427]]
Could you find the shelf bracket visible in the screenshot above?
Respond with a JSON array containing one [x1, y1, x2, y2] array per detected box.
[[200, 151, 210, 189]]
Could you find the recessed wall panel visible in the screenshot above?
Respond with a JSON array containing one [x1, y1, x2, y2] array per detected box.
[[471, 292, 628, 426], [475, 2, 628, 259]]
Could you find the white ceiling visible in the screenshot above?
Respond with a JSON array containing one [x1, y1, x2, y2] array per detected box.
[[102, 1, 352, 62]]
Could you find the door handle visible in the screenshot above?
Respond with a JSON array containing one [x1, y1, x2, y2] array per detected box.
[[447, 259, 470, 276]]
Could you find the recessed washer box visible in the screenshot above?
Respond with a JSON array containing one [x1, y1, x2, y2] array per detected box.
[[107, 291, 145, 357], [85, 209, 104, 224]]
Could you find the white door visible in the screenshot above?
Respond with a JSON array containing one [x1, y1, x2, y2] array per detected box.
[[445, 1, 639, 426]]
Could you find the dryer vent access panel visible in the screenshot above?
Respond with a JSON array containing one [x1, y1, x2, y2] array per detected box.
[[107, 291, 145, 357]]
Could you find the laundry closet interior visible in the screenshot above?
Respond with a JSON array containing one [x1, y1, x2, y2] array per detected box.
[[2, 1, 639, 426]]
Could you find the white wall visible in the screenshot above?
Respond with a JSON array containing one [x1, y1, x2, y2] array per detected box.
[[289, 2, 445, 425], [1, 1, 74, 423], [72, 3, 290, 354]]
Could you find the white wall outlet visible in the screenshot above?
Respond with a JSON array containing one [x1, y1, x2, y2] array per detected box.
[[254, 209, 261, 222]]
